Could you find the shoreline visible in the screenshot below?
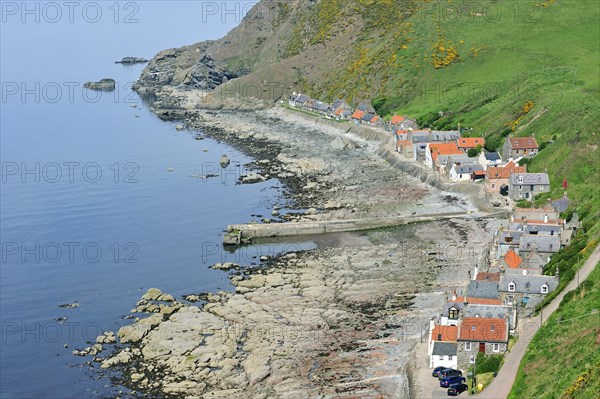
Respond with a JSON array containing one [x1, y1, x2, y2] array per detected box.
[[93, 89, 506, 398]]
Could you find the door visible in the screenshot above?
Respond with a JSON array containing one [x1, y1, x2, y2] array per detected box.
[[479, 342, 486, 353]]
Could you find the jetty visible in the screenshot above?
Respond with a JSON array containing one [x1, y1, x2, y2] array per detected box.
[[225, 210, 509, 242]]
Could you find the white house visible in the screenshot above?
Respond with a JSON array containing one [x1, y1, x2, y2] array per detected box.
[[449, 163, 484, 182], [430, 341, 458, 369], [478, 151, 502, 170]]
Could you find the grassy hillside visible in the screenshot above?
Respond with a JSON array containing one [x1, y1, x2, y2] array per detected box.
[[508, 263, 600, 399]]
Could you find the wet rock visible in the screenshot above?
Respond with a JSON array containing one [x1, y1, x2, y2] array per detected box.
[[96, 331, 116, 344], [83, 78, 115, 91], [59, 303, 79, 309], [211, 262, 240, 271], [219, 154, 231, 168]]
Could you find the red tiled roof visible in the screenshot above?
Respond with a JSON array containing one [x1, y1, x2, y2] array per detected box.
[[473, 170, 486, 176], [504, 250, 523, 269], [486, 161, 527, 179], [456, 296, 503, 305], [335, 108, 343, 116], [429, 142, 464, 161], [457, 137, 485, 148], [509, 137, 538, 150], [351, 110, 366, 119], [432, 325, 458, 342], [390, 115, 405, 125], [370, 115, 379, 123], [459, 317, 508, 342], [475, 273, 501, 282]]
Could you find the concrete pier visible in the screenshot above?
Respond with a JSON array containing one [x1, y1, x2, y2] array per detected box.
[[227, 211, 508, 240]]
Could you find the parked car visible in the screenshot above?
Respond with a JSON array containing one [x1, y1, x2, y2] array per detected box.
[[447, 383, 468, 396], [432, 366, 447, 377], [440, 375, 466, 388], [438, 369, 462, 380]]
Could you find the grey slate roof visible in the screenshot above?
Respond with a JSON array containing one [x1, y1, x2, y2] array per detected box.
[[484, 152, 502, 161], [361, 113, 375, 121], [500, 230, 523, 245], [552, 195, 570, 213], [463, 304, 509, 319], [510, 173, 550, 185], [454, 164, 484, 174], [432, 341, 457, 357], [294, 94, 308, 104], [499, 274, 558, 294], [430, 131, 460, 141], [519, 235, 561, 253], [508, 223, 561, 235], [467, 281, 500, 299], [441, 301, 466, 317]]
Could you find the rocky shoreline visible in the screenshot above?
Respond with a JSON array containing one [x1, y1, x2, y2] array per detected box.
[[83, 87, 503, 398]]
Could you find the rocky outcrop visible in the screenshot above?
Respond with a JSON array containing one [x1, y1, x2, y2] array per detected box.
[[83, 78, 115, 91]]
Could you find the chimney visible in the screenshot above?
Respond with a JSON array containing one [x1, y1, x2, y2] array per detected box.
[[544, 214, 548, 223], [511, 215, 514, 222], [555, 265, 560, 278]]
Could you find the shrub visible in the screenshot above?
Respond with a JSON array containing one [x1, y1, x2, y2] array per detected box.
[[476, 352, 503, 374]]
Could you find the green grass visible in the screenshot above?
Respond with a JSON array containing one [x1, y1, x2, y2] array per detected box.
[[509, 264, 600, 399]]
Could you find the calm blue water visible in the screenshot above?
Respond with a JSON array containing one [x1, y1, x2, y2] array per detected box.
[[1, 3, 312, 398]]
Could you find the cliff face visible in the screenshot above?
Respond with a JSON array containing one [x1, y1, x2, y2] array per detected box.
[[135, 0, 310, 93]]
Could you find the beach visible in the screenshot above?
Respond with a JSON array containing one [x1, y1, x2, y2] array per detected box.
[[92, 88, 505, 398]]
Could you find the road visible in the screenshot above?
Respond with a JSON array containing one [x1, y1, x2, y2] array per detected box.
[[477, 244, 600, 399]]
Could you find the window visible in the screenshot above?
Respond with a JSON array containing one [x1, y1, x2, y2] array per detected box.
[[471, 325, 476, 331], [507, 295, 514, 305], [469, 355, 476, 364], [449, 307, 459, 320], [508, 282, 516, 292], [447, 355, 451, 361], [491, 325, 495, 332], [518, 175, 524, 183], [465, 342, 472, 351], [541, 284, 549, 294], [493, 343, 500, 352]]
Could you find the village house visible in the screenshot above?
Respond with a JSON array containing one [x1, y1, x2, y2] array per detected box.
[[519, 234, 561, 254], [289, 93, 308, 107], [449, 163, 484, 182], [503, 136, 539, 159], [484, 161, 526, 193], [425, 142, 464, 169], [462, 304, 516, 334], [457, 137, 485, 152], [498, 271, 559, 309], [508, 172, 551, 200], [430, 342, 459, 370], [513, 205, 560, 222], [440, 300, 466, 326], [478, 151, 502, 170], [351, 109, 365, 124], [389, 115, 405, 127], [457, 317, 509, 367], [466, 280, 500, 300]]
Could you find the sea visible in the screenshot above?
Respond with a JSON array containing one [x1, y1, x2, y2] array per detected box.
[[0, 3, 312, 398]]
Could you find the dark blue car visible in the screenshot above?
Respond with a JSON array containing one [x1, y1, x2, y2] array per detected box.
[[432, 366, 447, 377], [447, 383, 468, 396], [440, 375, 466, 388]]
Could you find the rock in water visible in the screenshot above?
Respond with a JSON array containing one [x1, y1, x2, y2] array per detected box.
[[115, 57, 148, 64], [220, 154, 231, 168], [83, 78, 116, 91]]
